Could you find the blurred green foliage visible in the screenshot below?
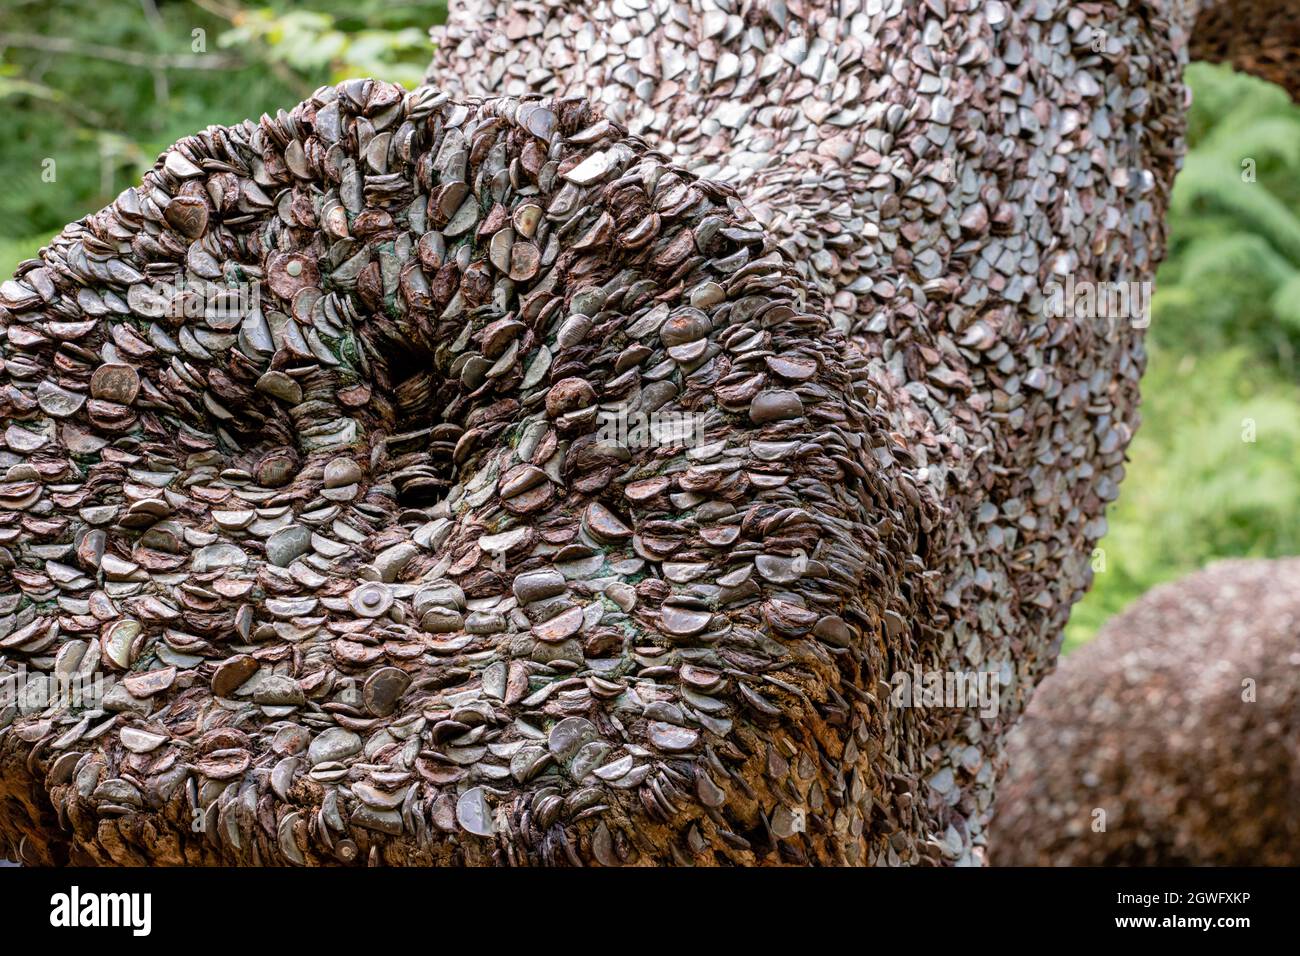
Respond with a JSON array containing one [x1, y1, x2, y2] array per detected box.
[[0, 0, 446, 271], [218, 7, 436, 87], [0, 15, 1295, 650], [1065, 62, 1300, 649]]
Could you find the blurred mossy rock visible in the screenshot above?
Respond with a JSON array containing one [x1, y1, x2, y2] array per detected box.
[[991, 558, 1300, 865]]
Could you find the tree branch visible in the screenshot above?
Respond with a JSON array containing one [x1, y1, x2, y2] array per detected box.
[[0, 32, 244, 71], [138, 0, 171, 123], [189, 0, 243, 20]]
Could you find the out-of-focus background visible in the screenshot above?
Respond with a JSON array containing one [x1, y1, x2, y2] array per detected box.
[[2, 0, 1298, 652], [0, 0, 447, 265]]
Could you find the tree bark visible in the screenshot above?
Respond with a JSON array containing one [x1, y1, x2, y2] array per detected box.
[[0, 1, 1294, 866], [427, 0, 1197, 862]]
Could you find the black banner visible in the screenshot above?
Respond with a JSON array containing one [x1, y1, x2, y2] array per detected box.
[[0, 865, 1288, 943]]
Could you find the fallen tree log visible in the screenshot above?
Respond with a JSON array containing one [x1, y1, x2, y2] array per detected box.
[[990, 558, 1300, 866]]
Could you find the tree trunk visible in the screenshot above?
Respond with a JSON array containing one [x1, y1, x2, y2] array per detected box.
[[0, 1, 1291, 866], [426, 0, 1196, 863]]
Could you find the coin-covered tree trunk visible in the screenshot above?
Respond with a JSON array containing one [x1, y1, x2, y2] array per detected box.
[[0, 87, 938, 867], [989, 558, 1300, 866], [427, 0, 1300, 862], [0, 2, 1291, 867], [427, 0, 1198, 863]]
